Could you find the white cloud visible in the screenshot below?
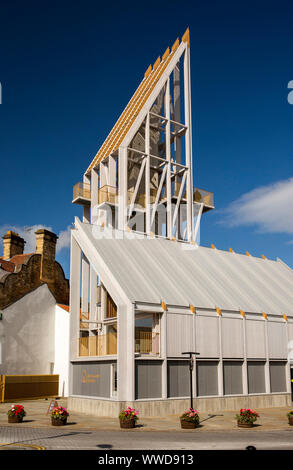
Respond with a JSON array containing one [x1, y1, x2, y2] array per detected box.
[[220, 177, 293, 235], [0, 224, 71, 254]]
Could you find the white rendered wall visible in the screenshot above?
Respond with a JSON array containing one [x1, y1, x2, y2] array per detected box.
[[54, 305, 70, 397], [0, 284, 56, 375]]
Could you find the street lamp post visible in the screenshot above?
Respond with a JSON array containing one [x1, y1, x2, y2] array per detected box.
[[182, 351, 200, 410]]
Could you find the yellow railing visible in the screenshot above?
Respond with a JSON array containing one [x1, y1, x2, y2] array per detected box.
[[79, 333, 117, 357], [98, 185, 158, 208], [73, 182, 91, 201], [194, 188, 214, 207], [80, 312, 89, 329]]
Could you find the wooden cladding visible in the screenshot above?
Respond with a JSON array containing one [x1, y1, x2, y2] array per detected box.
[[106, 294, 117, 319], [79, 333, 117, 357]]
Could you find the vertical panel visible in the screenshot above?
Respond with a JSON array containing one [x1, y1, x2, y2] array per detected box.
[[246, 319, 266, 358], [196, 361, 218, 396], [268, 321, 288, 359], [195, 314, 219, 358], [223, 361, 243, 395], [135, 360, 162, 399], [167, 314, 193, 357], [221, 317, 243, 358], [247, 361, 266, 394], [269, 362, 287, 392], [167, 360, 189, 397]]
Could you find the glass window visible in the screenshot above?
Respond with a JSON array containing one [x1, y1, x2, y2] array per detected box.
[[223, 361, 243, 395], [247, 361, 266, 394], [196, 361, 218, 396], [270, 362, 287, 393], [111, 363, 117, 397]]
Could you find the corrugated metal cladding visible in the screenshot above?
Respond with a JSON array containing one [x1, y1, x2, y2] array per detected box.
[[135, 360, 162, 399], [80, 222, 293, 315], [71, 362, 112, 398]]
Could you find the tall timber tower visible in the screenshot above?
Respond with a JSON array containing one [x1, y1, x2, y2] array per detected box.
[[72, 28, 214, 242]]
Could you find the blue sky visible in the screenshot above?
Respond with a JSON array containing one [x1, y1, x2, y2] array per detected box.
[[0, 0, 293, 278]]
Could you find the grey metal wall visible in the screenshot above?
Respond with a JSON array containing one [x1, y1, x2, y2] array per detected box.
[[269, 362, 287, 392], [167, 314, 194, 357], [195, 313, 220, 357], [196, 361, 218, 396], [71, 361, 112, 398], [247, 361, 266, 394], [246, 316, 266, 358], [223, 361, 243, 395], [135, 360, 162, 399], [268, 321, 288, 359], [167, 360, 189, 398]]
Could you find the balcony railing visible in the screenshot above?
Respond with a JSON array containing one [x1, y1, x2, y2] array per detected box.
[[73, 182, 91, 204], [98, 185, 135, 206], [78, 332, 117, 357], [194, 188, 214, 208], [135, 330, 159, 355]]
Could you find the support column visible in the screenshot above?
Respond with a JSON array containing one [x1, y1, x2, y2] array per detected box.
[[145, 113, 151, 235], [81, 253, 89, 316], [218, 312, 224, 396], [108, 155, 116, 187], [161, 308, 167, 399], [89, 266, 98, 333], [118, 146, 128, 233], [69, 233, 81, 362], [242, 314, 248, 395], [284, 319, 291, 394], [184, 46, 193, 242], [264, 316, 271, 394], [117, 302, 135, 402], [165, 78, 172, 239], [91, 168, 99, 224], [83, 174, 91, 223]]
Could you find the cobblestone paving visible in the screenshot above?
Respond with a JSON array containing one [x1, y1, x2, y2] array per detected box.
[[0, 425, 293, 450]]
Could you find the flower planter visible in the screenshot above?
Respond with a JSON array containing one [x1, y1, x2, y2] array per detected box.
[[119, 419, 136, 429], [237, 421, 254, 428], [288, 416, 293, 426], [8, 415, 23, 423], [180, 419, 198, 429], [51, 417, 67, 426]]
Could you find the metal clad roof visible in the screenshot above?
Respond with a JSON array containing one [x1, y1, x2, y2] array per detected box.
[[79, 222, 293, 316]]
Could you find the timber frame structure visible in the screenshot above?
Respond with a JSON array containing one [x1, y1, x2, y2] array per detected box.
[[72, 27, 214, 243], [68, 29, 293, 417]]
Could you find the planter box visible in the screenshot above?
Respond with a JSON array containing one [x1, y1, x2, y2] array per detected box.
[[8, 415, 23, 423], [180, 420, 198, 429], [119, 419, 136, 429], [288, 416, 293, 426], [51, 417, 67, 426], [237, 421, 254, 428]]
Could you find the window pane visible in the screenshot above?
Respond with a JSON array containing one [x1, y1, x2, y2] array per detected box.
[[223, 361, 243, 395], [270, 362, 287, 393], [196, 361, 218, 396], [247, 361, 265, 394], [167, 361, 189, 398]]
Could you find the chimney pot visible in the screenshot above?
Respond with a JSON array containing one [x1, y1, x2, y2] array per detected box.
[[35, 229, 58, 283], [2, 231, 25, 260]]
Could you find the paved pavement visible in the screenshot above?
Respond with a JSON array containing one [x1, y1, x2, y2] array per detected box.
[[0, 398, 293, 450]]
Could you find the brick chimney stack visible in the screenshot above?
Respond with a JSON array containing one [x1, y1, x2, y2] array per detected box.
[[35, 229, 58, 283], [2, 231, 26, 260]]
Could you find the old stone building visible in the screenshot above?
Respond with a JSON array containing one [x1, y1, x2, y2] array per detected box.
[[0, 229, 69, 309]]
